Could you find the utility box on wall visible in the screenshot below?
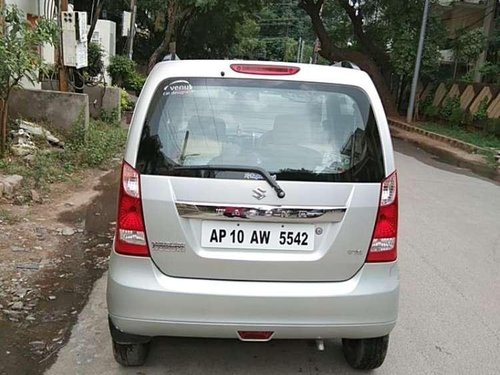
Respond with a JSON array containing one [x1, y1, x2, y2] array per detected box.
[[62, 11, 88, 69]]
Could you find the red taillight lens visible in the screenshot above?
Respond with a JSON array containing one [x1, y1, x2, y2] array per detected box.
[[230, 64, 300, 75], [238, 331, 274, 341], [115, 162, 149, 257], [367, 172, 398, 262]]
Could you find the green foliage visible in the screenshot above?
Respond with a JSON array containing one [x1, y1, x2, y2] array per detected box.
[[231, 18, 266, 59], [440, 96, 464, 127], [479, 62, 500, 84], [254, 0, 315, 62], [10, 120, 127, 190], [484, 119, 500, 137], [65, 120, 127, 167], [120, 90, 133, 112], [86, 42, 105, 79], [0, 5, 58, 156], [380, 1, 446, 79], [451, 28, 486, 66], [179, 0, 264, 60], [459, 70, 475, 83], [420, 95, 439, 119], [473, 97, 490, 123], [0, 208, 21, 224], [0, 6, 59, 99], [421, 122, 500, 149], [31, 151, 64, 188], [108, 55, 145, 93], [100, 108, 120, 124]]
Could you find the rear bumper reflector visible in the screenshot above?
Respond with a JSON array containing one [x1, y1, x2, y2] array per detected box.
[[237, 331, 274, 342]]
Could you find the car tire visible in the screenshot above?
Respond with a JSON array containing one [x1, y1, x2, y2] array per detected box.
[[342, 335, 389, 370], [112, 340, 150, 366]]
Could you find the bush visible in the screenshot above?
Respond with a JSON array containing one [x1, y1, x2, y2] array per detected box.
[[440, 96, 464, 127], [66, 120, 127, 168], [100, 108, 120, 124], [472, 97, 489, 123], [484, 119, 500, 137], [420, 95, 439, 119], [86, 42, 105, 79], [479, 62, 500, 84], [121, 90, 133, 111], [108, 55, 145, 94], [424, 105, 440, 119]]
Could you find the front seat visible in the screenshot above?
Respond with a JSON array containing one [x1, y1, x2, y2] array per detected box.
[[259, 114, 322, 171]]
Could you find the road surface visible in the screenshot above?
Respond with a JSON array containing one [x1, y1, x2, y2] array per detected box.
[[46, 141, 500, 375]]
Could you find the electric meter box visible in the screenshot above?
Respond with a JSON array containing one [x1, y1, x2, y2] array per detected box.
[[62, 11, 88, 69]]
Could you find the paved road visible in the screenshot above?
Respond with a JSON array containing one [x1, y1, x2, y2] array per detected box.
[[46, 142, 500, 375]]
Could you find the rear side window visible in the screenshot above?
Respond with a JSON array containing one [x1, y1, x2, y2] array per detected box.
[[136, 78, 385, 182]]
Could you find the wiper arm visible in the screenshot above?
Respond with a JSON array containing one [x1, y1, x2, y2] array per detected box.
[[179, 130, 190, 164], [174, 165, 286, 199]]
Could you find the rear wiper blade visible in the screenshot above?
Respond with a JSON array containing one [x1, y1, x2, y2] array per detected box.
[[174, 165, 286, 199]]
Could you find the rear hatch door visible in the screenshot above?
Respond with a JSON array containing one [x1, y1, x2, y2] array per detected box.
[[137, 73, 386, 282]]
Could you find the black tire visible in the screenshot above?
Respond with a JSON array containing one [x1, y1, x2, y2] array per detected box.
[[112, 340, 150, 366], [342, 335, 389, 370]]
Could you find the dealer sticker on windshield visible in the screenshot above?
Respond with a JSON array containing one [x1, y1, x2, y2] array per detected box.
[[201, 221, 314, 251], [163, 80, 193, 96]]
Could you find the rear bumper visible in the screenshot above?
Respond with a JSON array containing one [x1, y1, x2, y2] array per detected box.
[[107, 252, 399, 339]]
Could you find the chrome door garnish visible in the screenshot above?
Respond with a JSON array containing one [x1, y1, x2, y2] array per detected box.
[[175, 202, 346, 223]]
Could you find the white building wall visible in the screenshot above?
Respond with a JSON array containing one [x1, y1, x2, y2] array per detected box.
[[5, 0, 58, 89], [5, 0, 38, 14], [91, 20, 117, 85]]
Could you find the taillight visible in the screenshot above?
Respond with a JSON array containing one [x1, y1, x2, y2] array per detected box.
[[367, 171, 398, 262], [230, 64, 300, 75], [115, 161, 149, 256]]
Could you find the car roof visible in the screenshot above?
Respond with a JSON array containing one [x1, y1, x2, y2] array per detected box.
[[149, 60, 373, 90]]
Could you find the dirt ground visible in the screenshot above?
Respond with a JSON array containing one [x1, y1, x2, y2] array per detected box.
[[0, 166, 120, 375]]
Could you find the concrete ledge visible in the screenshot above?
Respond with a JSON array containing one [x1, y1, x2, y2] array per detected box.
[[84, 86, 121, 121], [8, 88, 89, 131], [41, 81, 121, 121], [388, 118, 483, 154], [388, 121, 499, 182]]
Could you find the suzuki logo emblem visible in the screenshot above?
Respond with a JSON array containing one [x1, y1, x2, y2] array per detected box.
[[252, 187, 266, 200]]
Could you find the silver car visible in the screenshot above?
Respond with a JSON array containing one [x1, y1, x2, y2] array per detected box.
[[107, 60, 399, 370]]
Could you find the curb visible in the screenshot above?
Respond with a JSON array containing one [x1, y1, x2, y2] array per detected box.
[[387, 118, 499, 182], [387, 118, 485, 154]]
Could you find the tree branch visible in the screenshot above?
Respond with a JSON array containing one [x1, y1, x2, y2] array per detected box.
[[336, 0, 391, 72], [299, 0, 397, 114], [87, 0, 107, 41]]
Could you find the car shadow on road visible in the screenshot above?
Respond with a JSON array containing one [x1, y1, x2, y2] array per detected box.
[[138, 336, 364, 375]]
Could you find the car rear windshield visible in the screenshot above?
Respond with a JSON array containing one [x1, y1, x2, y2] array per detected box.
[[136, 78, 385, 183]]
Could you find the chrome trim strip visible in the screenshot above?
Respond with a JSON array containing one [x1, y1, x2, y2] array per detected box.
[[175, 202, 346, 223]]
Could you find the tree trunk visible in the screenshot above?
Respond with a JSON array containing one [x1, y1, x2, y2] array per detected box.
[[148, 1, 178, 73], [87, 0, 107, 41], [299, 0, 397, 116], [0, 98, 8, 158], [336, 0, 392, 83]]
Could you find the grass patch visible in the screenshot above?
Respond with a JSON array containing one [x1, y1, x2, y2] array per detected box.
[[0, 120, 127, 192], [65, 120, 127, 169], [479, 149, 498, 168], [419, 122, 500, 150], [0, 208, 21, 224]]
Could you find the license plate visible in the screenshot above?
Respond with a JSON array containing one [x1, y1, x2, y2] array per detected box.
[[201, 221, 315, 251]]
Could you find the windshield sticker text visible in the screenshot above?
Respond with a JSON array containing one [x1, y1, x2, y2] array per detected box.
[[163, 80, 193, 96]]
